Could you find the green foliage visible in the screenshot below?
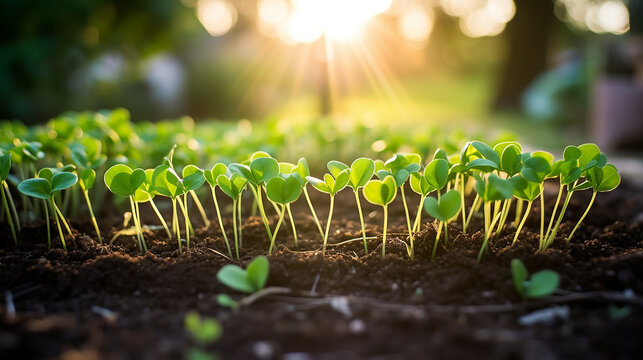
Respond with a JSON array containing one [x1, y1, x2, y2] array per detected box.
[[424, 190, 461, 222], [585, 164, 620, 192], [217, 256, 269, 294], [511, 259, 560, 299], [266, 175, 303, 205], [184, 311, 223, 346], [229, 157, 279, 187], [424, 159, 449, 191], [306, 168, 350, 196], [378, 153, 421, 187], [348, 158, 375, 190], [104, 164, 146, 197], [474, 174, 513, 202], [204, 163, 228, 188], [217, 174, 248, 200], [0, 152, 11, 181], [19, 172, 78, 199], [363, 176, 397, 206]]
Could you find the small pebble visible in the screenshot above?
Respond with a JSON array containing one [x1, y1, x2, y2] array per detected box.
[[252, 341, 274, 359], [348, 319, 366, 334], [390, 283, 399, 291]]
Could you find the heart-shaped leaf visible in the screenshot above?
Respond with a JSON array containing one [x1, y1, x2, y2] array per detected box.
[[586, 164, 620, 192], [18, 178, 51, 199], [105, 164, 146, 197], [475, 174, 514, 202], [525, 270, 559, 298], [266, 176, 302, 205], [424, 189, 461, 222], [217, 173, 247, 200], [327, 160, 349, 179], [51, 172, 78, 192], [363, 175, 397, 206], [424, 159, 449, 191], [217, 256, 269, 294], [0, 152, 11, 181], [204, 163, 227, 187], [79, 168, 96, 190], [349, 157, 375, 189], [182, 165, 205, 191]]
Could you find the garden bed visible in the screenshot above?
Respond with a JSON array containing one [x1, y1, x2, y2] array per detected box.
[[1, 179, 642, 359]]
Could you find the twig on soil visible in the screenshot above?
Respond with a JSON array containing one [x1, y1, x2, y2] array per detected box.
[[205, 247, 233, 261], [311, 274, 320, 294]]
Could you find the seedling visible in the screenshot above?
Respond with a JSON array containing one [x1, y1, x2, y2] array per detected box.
[[71, 141, 107, 243], [265, 174, 303, 254], [511, 259, 560, 299], [378, 154, 421, 257], [508, 174, 542, 244], [306, 164, 350, 255], [363, 175, 397, 256], [18, 169, 78, 250], [412, 158, 449, 234], [474, 174, 514, 261], [184, 310, 222, 360], [135, 168, 173, 240], [0, 152, 18, 245], [229, 156, 279, 243], [217, 173, 248, 259], [424, 189, 461, 260], [292, 158, 325, 239], [217, 255, 269, 293], [520, 151, 554, 244], [204, 163, 232, 256], [104, 164, 148, 252]]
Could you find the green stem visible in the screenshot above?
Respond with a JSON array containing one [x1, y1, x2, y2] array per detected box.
[[460, 174, 467, 233], [190, 190, 211, 228], [543, 188, 574, 251], [135, 200, 147, 252], [82, 189, 102, 244], [400, 186, 414, 258], [539, 184, 545, 243], [444, 220, 449, 247], [514, 199, 524, 226], [3, 182, 20, 231], [512, 200, 533, 245], [465, 194, 480, 230], [1, 183, 18, 246], [286, 204, 298, 246], [354, 189, 368, 254], [478, 203, 503, 262], [431, 221, 443, 260], [50, 198, 67, 251], [129, 196, 145, 252], [232, 199, 239, 259], [43, 199, 50, 248], [304, 187, 324, 238], [412, 194, 426, 234], [478, 201, 491, 262], [237, 197, 243, 248], [493, 198, 512, 238], [381, 205, 388, 257], [180, 193, 190, 249], [211, 187, 231, 257], [177, 196, 194, 235], [544, 183, 563, 242], [52, 198, 74, 238], [149, 198, 173, 239], [322, 195, 335, 256], [173, 198, 182, 254], [566, 192, 597, 243], [268, 204, 287, 255], [251, 185, 273, 241]]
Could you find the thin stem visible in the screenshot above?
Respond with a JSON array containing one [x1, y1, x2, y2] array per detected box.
[[460, 174, 467, 233], [1, 184, 17, 246], [268, 204, 287, 255], [412, 194, 426, 234], [129, 196, 144, 252], [544, 183, 564, 242], [177, 196, 194, 235], [354, 189, 368, 254], [465, 194, 480, 230], [50, 198, 67, 251], [431, 221, 443, 260], [211, 187, 231, 257], [251, 185, 273, 241], [43, 199, 50, 248], [322, 196, 335, 256], [237, 197, 243, 248], [512, 200, 533, 245], [190, 190, 211, 228], [381, 205, 388, 257], [180, 193, 190, 249], [478, 203, 503, 261], [304, 187, 324, 239], [493, 198, 512, 238], [543, 189, 574, 251], [286, 204, 298, 246], [232, 199, 239, 259], [539, 184, 545, 243], [444, 220, 449, 247], [149, 198, 173, 239], [514, 199, 524, 226], [566, 192, 597, 243], [52, 198, 74, 238], [134, 200, 147, 252], [173, 198, 182, 254], [400, 186, 414, 258], [3, 182, 20, 231], [82, 189, 102, 244]]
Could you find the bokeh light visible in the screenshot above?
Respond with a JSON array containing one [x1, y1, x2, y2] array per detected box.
[[398, 5, 434, 43], [196, 0, 237, 37]]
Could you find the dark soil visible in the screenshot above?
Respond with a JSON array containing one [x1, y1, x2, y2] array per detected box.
[[1, 179, 642, 359]]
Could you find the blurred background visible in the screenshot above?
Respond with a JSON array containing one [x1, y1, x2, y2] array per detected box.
[[1, 0, 642, 151]]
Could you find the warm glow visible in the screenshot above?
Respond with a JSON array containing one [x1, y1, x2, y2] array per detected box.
[[284, 0, 393, 44], [258, 0, 288, 26], [398, 6, 434, 43], [597, 0, 629, 34], [557, 0, 629, 35], [196, 0, 237, 37]]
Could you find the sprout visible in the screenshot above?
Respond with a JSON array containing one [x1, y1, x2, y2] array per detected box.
[[229, 156, 280, 242], [184, 311, 222, 346], [424, 189, 461, 260], [0, 152, 18, 245], [411, 158, 450, 234], [18, 169, 78, 251], [363, 175, 397, 257], [511, 259, 560, 299], [508, 174, 542, 244], [378, 153, 421, 257], [265, 174, 303, 254], [104, 164, 148, 252], [474, 174, 514, 261], [217, 173, 248, 259], [204, 163, 232, 257], [217, 255, 269, 293], [135, 169, 173, 240], [306, 164, 350, 256]]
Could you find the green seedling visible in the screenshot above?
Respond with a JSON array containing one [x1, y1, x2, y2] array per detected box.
[[378, 154, 421, 257], [279, 159, 316, 246], [0, 152, 18, 245], [306, 165, 350, 256], [566, 163, 620, 242], [511, 259, 560, 299], [363, 175, 397, 256], [474, 174, 514, 261], [508, 174, 542, 244], [18, 170, 78, 250], [520, 151, 554, 245], [104, 164, 148, 252], [184, 311, 223, 345], [412, 158, 449, 234], [265, 174, 303, 254], [491, 142, 524, 236], [7, 140, 44, 222], [204, 163, 232, 256], [76, 167, 102, 243], [135, 168, 173, 240], [217, 173, 248, 259], [424, 189, 461, 260], [217, 255, 269, 293], [229, 156, 279, 243]]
